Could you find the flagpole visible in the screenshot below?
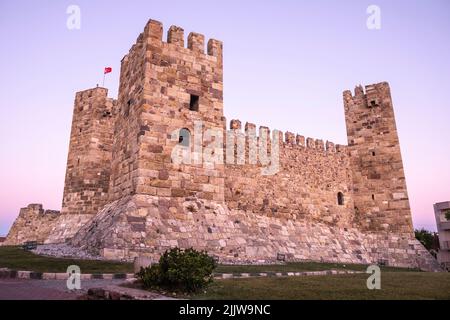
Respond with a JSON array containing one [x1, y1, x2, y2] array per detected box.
[[102, 72, 106, 87]]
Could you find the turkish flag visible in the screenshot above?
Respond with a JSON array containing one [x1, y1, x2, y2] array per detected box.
[[104, 67, 112, 74]]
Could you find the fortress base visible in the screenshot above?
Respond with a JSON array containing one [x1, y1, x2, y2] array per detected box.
[[67, 195, 440, 271]]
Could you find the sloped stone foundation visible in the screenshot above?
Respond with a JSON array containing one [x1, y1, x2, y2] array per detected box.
[[45, 214, 95, 244], [69, 195, 441, 271]]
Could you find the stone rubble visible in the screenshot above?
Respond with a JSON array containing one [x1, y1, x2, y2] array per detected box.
[[32, 243, 103, 261]]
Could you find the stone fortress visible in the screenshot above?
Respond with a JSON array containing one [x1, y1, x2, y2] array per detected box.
[[4, 19, 440, 271]]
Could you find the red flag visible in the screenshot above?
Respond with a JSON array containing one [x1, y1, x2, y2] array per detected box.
[[104, 67, 112, 74]]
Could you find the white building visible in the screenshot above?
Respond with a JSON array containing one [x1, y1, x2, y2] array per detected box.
[[434, 201, 450, 271]]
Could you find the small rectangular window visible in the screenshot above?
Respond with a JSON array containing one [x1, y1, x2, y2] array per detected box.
[[189, 95, 199, 111], [369, 99, 379, 107]]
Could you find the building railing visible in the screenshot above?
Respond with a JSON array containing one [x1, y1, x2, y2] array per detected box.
[[439, 221, 450, 230]]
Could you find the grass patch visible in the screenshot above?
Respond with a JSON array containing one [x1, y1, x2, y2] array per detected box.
[[215, 261, 416, 274], [195, 272, 450, 300], [0, 246, 133, 274], [0, 245, 418, 276]]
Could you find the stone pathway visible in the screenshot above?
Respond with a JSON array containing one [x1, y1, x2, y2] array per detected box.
[[0, 278, 123, 300], [85, 285, 177, 300]]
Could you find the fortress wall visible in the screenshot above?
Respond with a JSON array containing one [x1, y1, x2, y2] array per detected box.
[[62, 88, 117, 216], [4, 204, 94, 245], [70, 195, 440, 271], [3, 204, 60, 245], [344, 83, 413, 235], [224, 120, 355, 227], [4, 17, 436, 271], [108, 31, 148, 201], [110, 20, 226, 203]]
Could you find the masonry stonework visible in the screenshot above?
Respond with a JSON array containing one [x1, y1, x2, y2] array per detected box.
[[4, 19, 440, 271], [62, 87, 117, 216], [344, 83, 413, 235], [3, 204, 60, 245]]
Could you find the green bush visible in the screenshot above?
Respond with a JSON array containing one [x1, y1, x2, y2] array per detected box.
[[137, 248, 217, 293], [415, 228, 439, 252]]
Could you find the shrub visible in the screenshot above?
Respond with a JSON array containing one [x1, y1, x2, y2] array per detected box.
[[415, 228, 439, 252], [137, 248, 217, 293]]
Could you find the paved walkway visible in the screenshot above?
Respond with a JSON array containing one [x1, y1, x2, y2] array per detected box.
[[0, 278, 124, 300]]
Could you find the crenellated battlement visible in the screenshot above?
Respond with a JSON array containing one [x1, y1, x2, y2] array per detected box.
[[343, 82, 391, 112], [227, 119, 346, 155], [122, 19, 223, 65]]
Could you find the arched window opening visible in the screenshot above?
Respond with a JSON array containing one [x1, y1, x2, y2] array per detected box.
[[179, 128, 191, 147]]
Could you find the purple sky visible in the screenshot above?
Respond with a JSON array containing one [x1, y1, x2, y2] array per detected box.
[[1, 0, 449, 235]]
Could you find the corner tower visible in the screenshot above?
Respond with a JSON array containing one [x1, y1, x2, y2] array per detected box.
[[344, 82, 413, 235], [62, 87, 117, 215], [109, 20, 225, 202]]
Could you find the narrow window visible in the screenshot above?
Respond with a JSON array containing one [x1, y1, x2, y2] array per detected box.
[[124, 99, 132, 117], [179, 128, 190, 147], [189, 94, 199, 111], [337, 192, 344, 206], [372, 194, 375, 200], [372, 151, 376, 156]]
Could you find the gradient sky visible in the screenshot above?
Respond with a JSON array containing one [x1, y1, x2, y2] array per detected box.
[[0, 0, 449, 235]]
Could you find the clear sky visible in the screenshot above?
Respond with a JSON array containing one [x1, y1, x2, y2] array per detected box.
[[0, 0, 449, 235]]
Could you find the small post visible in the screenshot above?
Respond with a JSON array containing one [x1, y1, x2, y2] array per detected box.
[[102, 67, 112, 87]]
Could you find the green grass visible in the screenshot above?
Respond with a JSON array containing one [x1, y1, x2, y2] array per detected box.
[[4, 245, 448, 299], [0, 245, 417, 275], [195, 272, 450, 300], [215, 261, 417, 274], [0, 246, 133, 273]]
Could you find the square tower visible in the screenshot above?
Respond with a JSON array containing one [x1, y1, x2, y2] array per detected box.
[[109, 20, 225, 202], [344, 82, 413, 235], [62, 87, 117, 215]]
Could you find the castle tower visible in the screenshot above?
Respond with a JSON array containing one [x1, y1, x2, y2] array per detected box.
[[344, 82, 413, 235], [62, 87, 117, 215], [109, 20, 225, 202]]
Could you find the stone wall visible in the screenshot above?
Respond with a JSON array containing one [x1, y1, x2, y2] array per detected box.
[[62, 87, 117, 216], [70, 195, 440, 271], [109, 20, 225, 204], [3, 204, 60, 245], [45, 214, 95, 244], [224, 120, 354, 227], [344, 83, 413, 234]]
